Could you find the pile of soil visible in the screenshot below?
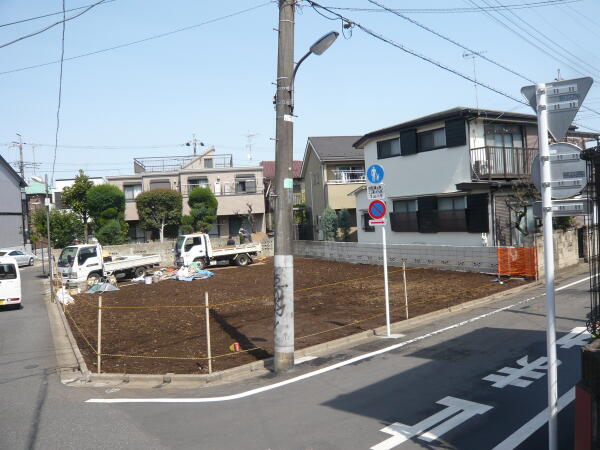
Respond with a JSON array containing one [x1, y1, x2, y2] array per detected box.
[[65, 257, 525, 374]]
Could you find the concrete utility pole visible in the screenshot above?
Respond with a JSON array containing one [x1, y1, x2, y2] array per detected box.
[[273, 0, 295, 373], [536, 84, 558, 450], [45, 174, 54, 302]]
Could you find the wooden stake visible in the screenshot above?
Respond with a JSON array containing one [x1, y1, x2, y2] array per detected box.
[[205, 292, 212, 374], [402, 262, 409, 319], [97, 295, 102, 374]]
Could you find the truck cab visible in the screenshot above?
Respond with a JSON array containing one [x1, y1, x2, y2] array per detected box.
[[57, 244, 103, 283]]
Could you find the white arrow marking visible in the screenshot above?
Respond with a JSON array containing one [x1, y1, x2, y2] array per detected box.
[[556, 326, 591, 349], [371, 396, 492, 450]]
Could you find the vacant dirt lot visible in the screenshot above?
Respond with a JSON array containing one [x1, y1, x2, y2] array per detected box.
[[65, 257, 526, 374]]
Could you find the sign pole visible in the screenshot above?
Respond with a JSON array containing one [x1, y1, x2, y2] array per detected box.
[[537, 83, 559, 450], [382, 225, 391, 337]]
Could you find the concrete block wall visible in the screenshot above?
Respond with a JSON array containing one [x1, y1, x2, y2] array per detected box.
[[293, 240, 499, 273], [536, 229, 580, 277]]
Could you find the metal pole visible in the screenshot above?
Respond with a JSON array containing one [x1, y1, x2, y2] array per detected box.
[[17, 133, 24, 180], [273, 0, 295, 373], [97, 295, 102, 374], [536, 83, 559, 450], [382, 226, 390, 337], [402, 261, 409, 319], [205, 292, 212, 374], [45, 174, 54, 302]]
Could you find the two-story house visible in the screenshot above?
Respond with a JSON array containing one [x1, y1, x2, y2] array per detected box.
[[301, 136, 364, 240], [353, 107, 597, 247], [107, 148, 265, 242], [260, 160, 303, 233], [0, 154, 27, 248]]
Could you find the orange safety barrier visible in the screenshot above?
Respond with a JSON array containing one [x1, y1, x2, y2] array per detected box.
[[497, 247, 538, 278]]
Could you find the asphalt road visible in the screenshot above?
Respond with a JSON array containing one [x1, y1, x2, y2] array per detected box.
[[0, 264, 593, 449]]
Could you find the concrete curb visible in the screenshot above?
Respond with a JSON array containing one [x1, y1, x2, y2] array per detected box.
[[53, 264, 588, 388]]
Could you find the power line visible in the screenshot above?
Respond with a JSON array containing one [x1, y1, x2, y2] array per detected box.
[[322, 0, 581, 14], [0, 1, 273, 76], [306, 0, 528, 105], [51, 0, 66, 185], [366, 0, 535, 83], [0, 0, 108, 50], [486, 0, 600, 77], [0, 0, 116, 28], [463, 0, 588, 77]]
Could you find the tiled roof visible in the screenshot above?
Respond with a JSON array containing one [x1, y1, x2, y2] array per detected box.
[[260, 160, 302, 179]]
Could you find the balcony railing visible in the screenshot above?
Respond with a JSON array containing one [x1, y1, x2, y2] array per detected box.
[[183, 183, 263, 197], [470, 146, 538, 180], [327, 170, 366, 184]]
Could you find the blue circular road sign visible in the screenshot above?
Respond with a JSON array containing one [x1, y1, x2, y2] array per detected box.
[[367, 164, 384, 184]]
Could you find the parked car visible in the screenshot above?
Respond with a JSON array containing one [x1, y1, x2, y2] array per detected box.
[[0, 249, 35, 267], [0, 256, 21, 309]]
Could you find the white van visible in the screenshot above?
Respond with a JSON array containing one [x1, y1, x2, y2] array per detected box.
[[0, 256, 21, 309]]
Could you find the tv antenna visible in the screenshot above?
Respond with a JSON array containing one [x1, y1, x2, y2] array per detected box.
[[462, 50, 486, 112], [244, 132, 258, 160]]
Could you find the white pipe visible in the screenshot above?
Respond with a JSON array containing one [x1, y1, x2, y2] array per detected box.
[[382, 226, 390, 337]]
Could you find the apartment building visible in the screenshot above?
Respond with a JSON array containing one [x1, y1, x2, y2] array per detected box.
[[353, 107, 597, 247], [107, 148, 265, 242], [301, 136, 364, 240]]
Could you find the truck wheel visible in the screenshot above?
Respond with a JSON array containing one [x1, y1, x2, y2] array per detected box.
[[235, 254, 250, 267], [193, 258, 206, 270], [134, 267, 145, 278], [87, 272, 101, 284]]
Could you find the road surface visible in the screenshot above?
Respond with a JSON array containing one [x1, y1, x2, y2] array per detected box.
[[0, 264, 592, 449]]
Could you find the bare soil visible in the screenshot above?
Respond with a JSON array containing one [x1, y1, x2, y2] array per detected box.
[[65, 257, 527, 374]]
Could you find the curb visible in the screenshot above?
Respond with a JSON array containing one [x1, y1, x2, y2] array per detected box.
[[53, 264, 588, 388]]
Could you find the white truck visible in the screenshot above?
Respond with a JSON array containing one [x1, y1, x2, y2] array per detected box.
[[175, 233, 261, 268], [57, 244, 161, 284]]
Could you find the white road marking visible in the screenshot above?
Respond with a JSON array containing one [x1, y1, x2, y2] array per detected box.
[[556, 326, 592, 349], [86, 276, 591, 404], [295, 356, 317, 364], [491, 386, 575, 450], [483, 355, 560, 389], [371, 396, 493, 449]]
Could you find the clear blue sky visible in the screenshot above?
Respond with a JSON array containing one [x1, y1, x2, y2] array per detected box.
[[1, 0, 599, 180]]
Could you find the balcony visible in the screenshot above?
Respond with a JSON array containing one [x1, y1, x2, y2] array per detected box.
[[134, 154, 233, 173], [470, 146, 538, 180], [327, 170, 365, 184]]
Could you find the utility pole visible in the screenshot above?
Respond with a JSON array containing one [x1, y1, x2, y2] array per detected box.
[[273, 0, 295, 373], [185, 134, 204, 156], [16, 133, 24, 180], [45, 174, 54, 302]]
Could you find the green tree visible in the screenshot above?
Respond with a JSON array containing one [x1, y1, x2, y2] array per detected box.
[[135, 189, 183, 242], [338, 209, 351, 242], [188, 187, 218, 232], [322, 208, 338, 241], [61, 169, 94, 241], [32, 208, 83, 248], [180, 215, 195, 235], [86, 184, 128, 244]]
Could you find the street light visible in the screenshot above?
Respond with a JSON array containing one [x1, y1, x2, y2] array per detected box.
[[272, 7, 338, 373]]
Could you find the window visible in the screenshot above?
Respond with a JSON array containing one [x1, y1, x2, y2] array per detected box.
[[149, 180, 171, 191], [390, 200, 418, 232], [204, 158, 214, 169], [235, 174, 257, 194], [188, 177, 209, 189], [484, 124, 524, 148], [0, 263, 17, 280], [437, 196, 467, 231], [362, 213, 374, 232], [377, 138, 401, 159], [77, 246, 97, 265], [124, 184, 142, 200], [393, 200, 417, 213], [418, 128, 446, 152], [466, 193, 489, 233]]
